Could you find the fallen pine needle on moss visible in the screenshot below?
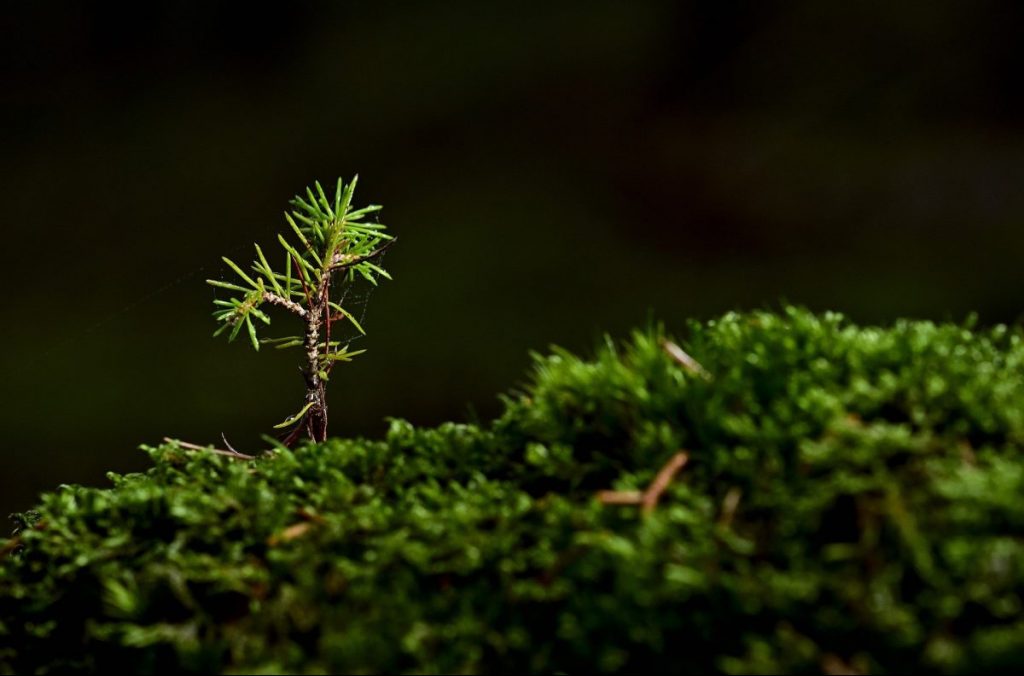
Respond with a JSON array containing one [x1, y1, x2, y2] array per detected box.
[[597, 451, 690, 517]]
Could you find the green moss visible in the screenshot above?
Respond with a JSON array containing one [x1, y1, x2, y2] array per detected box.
[[5, 308, 1024, 673]]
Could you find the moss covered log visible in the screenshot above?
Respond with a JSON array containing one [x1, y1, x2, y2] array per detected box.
[[5, 308, 1024, 673]]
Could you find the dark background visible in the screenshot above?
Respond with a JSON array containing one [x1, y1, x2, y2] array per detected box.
[[2, 1, 1023, 516]]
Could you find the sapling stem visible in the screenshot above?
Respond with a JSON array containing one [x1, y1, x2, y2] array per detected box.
[[206, 176, 394, 445]]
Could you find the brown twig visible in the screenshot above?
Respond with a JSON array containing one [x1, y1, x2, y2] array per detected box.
[[164, 437, 256, 460], [597, 451, 690, 517], [661, 340, 711, 380], [642, 452, 689, 515], [221, 433, 248, 456], [595, 490, 644, 505]]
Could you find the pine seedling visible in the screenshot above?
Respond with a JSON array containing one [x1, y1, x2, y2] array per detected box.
[[207, 176, 394, 444]]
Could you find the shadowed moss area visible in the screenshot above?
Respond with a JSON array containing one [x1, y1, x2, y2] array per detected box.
[[5, 308, 1024, 673]]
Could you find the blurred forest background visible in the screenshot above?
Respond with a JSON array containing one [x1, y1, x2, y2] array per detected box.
[[2, 1, 1023, 515]]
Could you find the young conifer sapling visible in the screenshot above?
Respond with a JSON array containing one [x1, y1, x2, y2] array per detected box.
[[207, 176, 394, 445]]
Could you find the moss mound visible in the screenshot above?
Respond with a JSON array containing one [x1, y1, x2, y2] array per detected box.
[[5, 308, 1024, 673]]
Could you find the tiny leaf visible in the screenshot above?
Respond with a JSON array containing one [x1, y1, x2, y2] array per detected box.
[[272, 402, 314, 429]]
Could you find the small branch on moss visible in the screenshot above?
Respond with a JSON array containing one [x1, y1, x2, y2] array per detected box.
[[661, 339, 711, 380], [595, 490, 645, 505], [597, 451, 690, 517], [221, 433, 250, 457], [642, 452, 689, 515], [164, 437, 256, 460]]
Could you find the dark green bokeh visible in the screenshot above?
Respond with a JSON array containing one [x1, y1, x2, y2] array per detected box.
[[2, 1, 1023, 516]]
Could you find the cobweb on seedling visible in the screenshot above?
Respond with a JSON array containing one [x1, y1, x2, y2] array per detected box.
[[327, 253, 389, 351], [19, 238, 256, 372]]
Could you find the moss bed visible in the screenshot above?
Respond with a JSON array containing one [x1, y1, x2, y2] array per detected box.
[[5, 308, 1024, 673]]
